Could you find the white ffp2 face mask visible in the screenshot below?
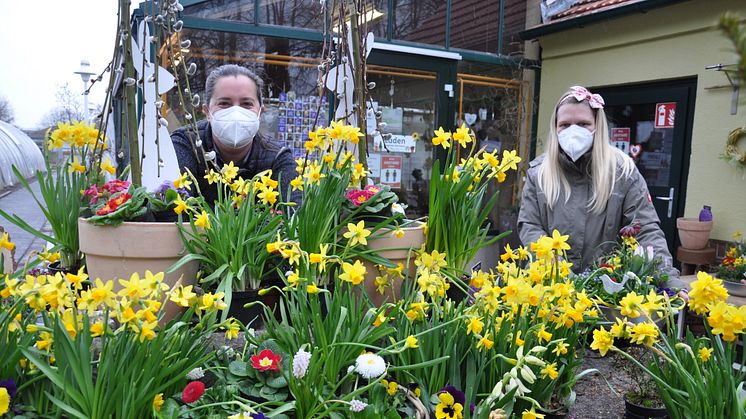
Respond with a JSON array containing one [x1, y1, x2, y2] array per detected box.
[[558, 124, 594, 162], [210, 106, 260, 148]]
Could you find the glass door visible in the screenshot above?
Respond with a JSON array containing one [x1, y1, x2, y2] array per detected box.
[[596, 80, 697, 255], [456, 73, 531, 243], [364, 65, 438, 220], [366, 50, 456, 221]]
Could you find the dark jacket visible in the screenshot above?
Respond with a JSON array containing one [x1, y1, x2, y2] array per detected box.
[[171, 120, 301, 206], [518, 151, 680, 283]]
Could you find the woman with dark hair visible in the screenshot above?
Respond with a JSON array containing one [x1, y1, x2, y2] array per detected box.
[[171, 64, 299, 204]]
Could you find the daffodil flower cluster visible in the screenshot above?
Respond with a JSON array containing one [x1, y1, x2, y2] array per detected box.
[[425, 123, 522, 273], [2, 270, 226, 346], [588, 271, 746, 417], [175, 165, 285, 295], [46, 120, 114, 176], [576, 222, 670, 307]]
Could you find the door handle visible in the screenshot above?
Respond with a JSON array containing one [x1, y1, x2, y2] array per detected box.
[[654, 187, 674, 218]]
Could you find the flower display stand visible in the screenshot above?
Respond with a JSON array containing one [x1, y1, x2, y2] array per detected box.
[[675, 246, 716, 275], [362, 221, 425, 306], [78, 219, 198, 323]]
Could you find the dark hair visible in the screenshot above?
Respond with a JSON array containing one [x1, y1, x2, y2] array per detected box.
[[204, 64, 264, 106]]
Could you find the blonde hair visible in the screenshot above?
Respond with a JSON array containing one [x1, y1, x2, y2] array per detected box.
[[537, 88, 636, 214]]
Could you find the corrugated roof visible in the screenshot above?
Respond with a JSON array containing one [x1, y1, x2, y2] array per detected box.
[[551, 0, 642, 22]]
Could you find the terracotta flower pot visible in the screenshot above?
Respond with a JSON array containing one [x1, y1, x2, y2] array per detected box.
[[78, 219, 198, 323], [676, 217, 712, 250], [362, 221, 425, 306]]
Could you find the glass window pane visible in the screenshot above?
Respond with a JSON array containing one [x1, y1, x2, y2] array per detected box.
[[161, 29, 329, 159], [391, 0, 447, 47], [449, 0, 500, 53], [502, 0, 527, 56], [259, 0, 325, 29], [456, 62, 527, 237], [365, 67, 438, 220], [183, 0, 255, 23], [328, 0, 389, 39]]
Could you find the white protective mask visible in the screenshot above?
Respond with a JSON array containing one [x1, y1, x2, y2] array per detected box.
[[558, 124, 594, 162], [210, 106, 260, 148]]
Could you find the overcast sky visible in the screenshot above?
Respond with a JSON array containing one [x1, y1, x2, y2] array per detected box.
[[0, 0, 118, 130]]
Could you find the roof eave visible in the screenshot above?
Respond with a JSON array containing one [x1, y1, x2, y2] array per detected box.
[[520, 0, 691, 40]]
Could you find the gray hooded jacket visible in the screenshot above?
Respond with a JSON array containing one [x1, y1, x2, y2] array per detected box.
[[518, 152, 679, 282]]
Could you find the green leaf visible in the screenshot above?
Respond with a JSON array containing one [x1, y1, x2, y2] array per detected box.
[[265, 374, 288, 388], [228, 360, 249, 377]]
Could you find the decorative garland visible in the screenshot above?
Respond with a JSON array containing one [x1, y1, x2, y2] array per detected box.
[[722, 126, 746, 169]]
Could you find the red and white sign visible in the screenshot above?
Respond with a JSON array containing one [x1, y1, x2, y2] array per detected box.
[[654, 102, 676, 129], [611, 127, 631, 154], [380, 155, 402, 189]]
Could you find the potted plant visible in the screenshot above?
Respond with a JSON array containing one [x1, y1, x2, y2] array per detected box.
[[589, 271, 746, 418], [424, 123, 520, 287], [170, 165, 284, 324], [612, 346, 668, 419], [714, 231, 746, 296], [77, 177, 198, 321], [575, 220, 683, 325], [0, 121, 107, 273], [342, 183, 425, 305]]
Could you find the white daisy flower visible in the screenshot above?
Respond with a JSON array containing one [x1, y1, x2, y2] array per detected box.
[[354, 353, 386, 379]]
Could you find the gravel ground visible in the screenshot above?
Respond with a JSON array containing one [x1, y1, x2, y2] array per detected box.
[[567, 350, 638, 419]]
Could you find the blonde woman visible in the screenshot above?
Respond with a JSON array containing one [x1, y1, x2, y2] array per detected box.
[[518, 86, 679, 279]]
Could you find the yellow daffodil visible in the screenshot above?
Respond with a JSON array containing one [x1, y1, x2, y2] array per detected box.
[[477, 333, 494, 351], [339, 260, 367, 285], [541, 362, 559, 380], [404, 335, 419, 349], [466, 316, 484, 335], [173, 172, 192, 190], [225, 319, 241, 340], [0, 232, 15, 253], [258, 188, 279, 206], [432, 127, 452, 149], [698, 346, 713, 362], [522, 407, 545, 419], [170, 284, 197, 307], [549, 229, 571, 252], [100, 158, 116, 175], [590, 327, 614, 356], [195, 210, 211, 230], [629, 322, 659, 347], [290, 175, 304, 191], [221, 162, 239, 182], [306, 282, 320, 294], [68, 157, 86, 173], [452, 123, 472, 148], [343, 220, 371, 247], [204, 170, 220, 184], [153, 393, 164, 411]]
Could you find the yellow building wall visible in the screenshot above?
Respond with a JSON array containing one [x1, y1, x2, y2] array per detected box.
[[535, 0, 746, 241]]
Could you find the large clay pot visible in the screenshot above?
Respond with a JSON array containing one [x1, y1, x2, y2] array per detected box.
[[78, 219, 198, 323], [362, 221, 425, 306], [676, 217, 712, 250]]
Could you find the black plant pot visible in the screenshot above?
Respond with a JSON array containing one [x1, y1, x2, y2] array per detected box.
[[225, 288, 281, 328], [625, 396, 668, 419]]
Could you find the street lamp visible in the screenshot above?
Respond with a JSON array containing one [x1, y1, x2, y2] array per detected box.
[[74, 60, 96, 124]]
